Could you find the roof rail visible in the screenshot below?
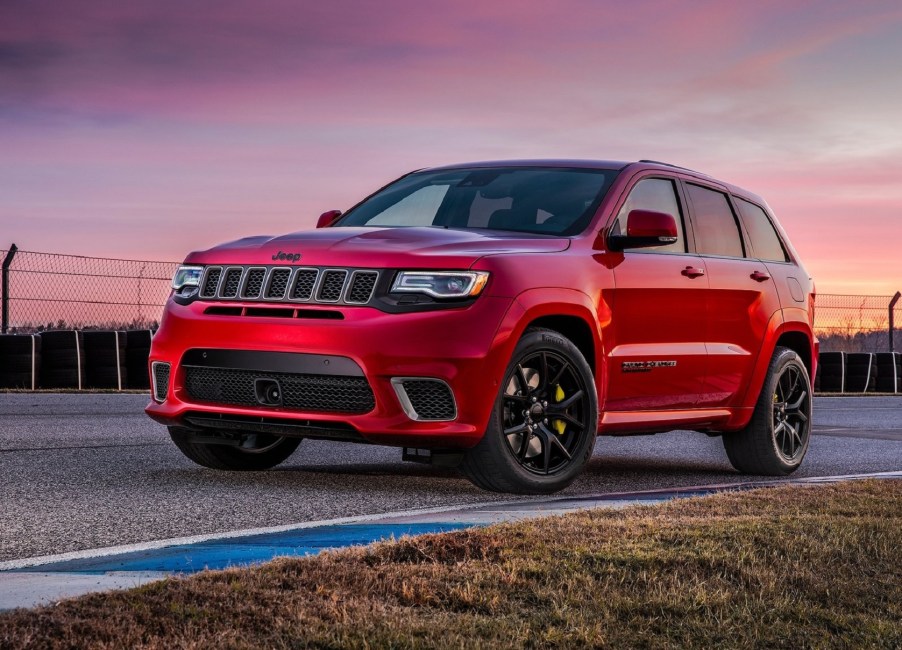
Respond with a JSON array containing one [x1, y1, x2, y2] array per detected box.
[[638, 159, 700, 174]]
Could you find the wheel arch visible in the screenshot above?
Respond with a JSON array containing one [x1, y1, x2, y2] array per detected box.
[[526, 314, 596, 376]]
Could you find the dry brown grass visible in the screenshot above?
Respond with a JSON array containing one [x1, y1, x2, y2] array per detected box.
[[2, 480, 900, 649]]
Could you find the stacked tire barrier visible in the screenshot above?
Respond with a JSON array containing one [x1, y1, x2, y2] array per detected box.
[[0, 334, 41, 389], [0, 330, 154, 390], [39, 330, 85, 389], [126, 330, 153, 389], [816, 351, 901, 394], [816, 352, 844, 393], [83, 331, 128, 389], [875, 353, 901, 393]]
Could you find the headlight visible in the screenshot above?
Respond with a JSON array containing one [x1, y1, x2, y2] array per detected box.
[[391, 271, 489, 299], [171, 265, 204, 292]]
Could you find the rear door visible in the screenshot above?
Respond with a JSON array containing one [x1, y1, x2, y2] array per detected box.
[[681, 182, 783, 408], [604, 175, 709, 411]]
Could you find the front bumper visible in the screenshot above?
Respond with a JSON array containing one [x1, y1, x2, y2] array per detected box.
[[145, 295, 516, 448]]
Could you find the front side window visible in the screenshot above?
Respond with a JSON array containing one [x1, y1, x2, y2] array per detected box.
[[336, 167, 617, 236], [614, 178, 686, 253], [735, 197, 789, 262], [686, 183, 745, 258]]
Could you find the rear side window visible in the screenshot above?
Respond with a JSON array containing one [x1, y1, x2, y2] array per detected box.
[[686, 184, 744, 258], [614, 178, 686, 253], [735, 197, 789, 262]]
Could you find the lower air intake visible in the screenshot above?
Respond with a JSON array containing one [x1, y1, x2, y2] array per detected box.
[[184, 366, 375, 414], [392, 378, 457, 421], [152, 362, 171, 403]]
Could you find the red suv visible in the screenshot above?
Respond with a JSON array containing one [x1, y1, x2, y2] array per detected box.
[[147, 160, 816, 494]]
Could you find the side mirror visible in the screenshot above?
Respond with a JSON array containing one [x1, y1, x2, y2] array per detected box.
[[316, 210, 343, 228], [608, 209, 678, 251]]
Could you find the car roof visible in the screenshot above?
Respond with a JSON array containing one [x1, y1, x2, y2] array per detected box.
[[419, 159, 766, 206]]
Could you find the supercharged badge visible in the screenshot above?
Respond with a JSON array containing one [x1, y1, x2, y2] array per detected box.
[[622, 360, 677, 373]]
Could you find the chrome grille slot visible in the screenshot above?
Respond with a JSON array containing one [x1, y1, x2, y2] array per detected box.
[[200, 267, 222, 298], [265, 268, 291, 299], [242, 268, 266, 298], [317, 270, 348, 302], [221, 268, 243, 298], [292, 269, 318, 300], [346, 271, 378, 304]]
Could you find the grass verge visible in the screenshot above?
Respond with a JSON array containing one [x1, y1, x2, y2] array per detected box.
[[2, 480, 900, 649]]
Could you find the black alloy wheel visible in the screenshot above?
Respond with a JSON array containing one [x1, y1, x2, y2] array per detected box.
[[771, 363, 810, 462], [723, 346, 812, 475], [460, 328, 598, 494], [501, 350, 591, 475]]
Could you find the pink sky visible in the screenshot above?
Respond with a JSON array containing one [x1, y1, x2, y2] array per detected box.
[[2, 0, 901, 295]]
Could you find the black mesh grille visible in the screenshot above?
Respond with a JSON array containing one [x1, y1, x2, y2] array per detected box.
[[183, 366, 375, 414], [317, 270, 347, 302], [153, 363, 171, 402], [243, 269, 266, 297], [402, 380, 456, 420], [201, 268, 221, 298], [222, 269, 242, 298], [266, 269, 291, 299], [292, 269, 318, 300], [347, 272, 378, 304]]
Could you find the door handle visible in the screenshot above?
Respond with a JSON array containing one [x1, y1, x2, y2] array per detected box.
[[750, 270, 771, 282], [681, 266, 705, 279]]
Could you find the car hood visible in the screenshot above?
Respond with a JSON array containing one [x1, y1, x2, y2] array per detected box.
[[184, 227, 570, 268]]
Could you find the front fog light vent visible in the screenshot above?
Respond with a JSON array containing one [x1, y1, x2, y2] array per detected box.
[[391, 378, 457, 421], [152, 362, 171, 403]]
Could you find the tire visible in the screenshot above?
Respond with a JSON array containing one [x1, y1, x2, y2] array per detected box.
[[0, 372, 33, 389], [459, 327, 598, 494], [168, 427, 301, 471], [723, 346, 812, 475], [0, 335, 35, 354]]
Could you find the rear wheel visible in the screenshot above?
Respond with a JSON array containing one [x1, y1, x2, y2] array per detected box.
[[723, 346, 811, 475], [460, 328, 598, 494], [169, 427, 301, 471]]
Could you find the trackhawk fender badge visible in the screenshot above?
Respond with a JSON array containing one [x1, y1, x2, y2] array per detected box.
[[622, 360, 677, 373], [272, 251, 302, 262]]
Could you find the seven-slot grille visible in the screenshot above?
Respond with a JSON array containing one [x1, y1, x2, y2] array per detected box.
[[198, 266, 379, 305]]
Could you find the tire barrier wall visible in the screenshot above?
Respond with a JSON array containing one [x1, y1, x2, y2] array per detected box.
[[816, 351, 901, 394], [0, 334, 41, 389], [0, 330, 154, 390], [2, 335, 900, 394]]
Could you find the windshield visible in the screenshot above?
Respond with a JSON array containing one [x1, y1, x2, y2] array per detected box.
[[335, 167, 618, 236]]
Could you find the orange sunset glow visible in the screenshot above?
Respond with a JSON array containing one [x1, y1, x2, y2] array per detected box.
[[1, 0, 901, 296]]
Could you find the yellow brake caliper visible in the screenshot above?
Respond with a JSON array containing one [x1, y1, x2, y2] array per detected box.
[[552, 384, 567, 435]]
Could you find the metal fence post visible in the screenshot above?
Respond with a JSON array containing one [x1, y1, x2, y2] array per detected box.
[[890, 292, 901, 353], [2, 244, 18, 334]]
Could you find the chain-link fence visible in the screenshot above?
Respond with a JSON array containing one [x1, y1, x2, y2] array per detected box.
[[0, 245, 899, 351], [1, 246, 178, 333], [816, 294, 901, 353]]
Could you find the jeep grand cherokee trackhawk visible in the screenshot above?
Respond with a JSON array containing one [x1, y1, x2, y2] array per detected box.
[[147, 160, 816, 494]]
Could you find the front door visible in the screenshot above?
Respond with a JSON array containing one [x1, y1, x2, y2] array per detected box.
[[604, 176, 709, 411]]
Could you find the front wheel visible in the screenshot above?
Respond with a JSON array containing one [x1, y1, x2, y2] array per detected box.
[[460, 328, 598, 494], [169, 427, 301, 471], [723, 346, 812, 475]]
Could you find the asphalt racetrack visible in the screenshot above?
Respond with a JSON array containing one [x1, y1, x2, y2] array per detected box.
[[1, 393, 900, 562]]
